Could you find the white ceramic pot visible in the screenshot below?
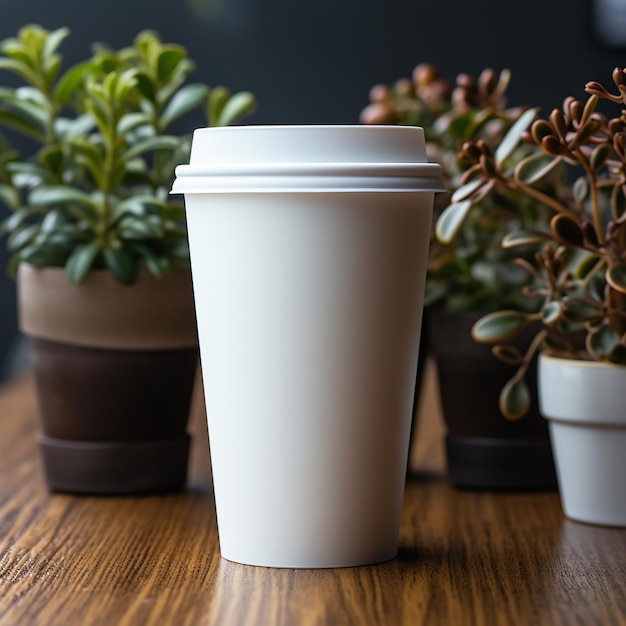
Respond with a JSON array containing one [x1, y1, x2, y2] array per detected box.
[[173, 125, 443, 567], [538, 353, 626, 527]]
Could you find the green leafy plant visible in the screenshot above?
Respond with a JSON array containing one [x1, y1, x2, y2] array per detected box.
[[0, 25, 256, 284], [360, 64, 558, 312], [443, 67, 626, 418]]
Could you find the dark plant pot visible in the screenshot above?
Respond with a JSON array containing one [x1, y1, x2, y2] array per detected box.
[[32, 339, 198, 494], [427, 307, 557, 490], [18, 264, 199, 495]]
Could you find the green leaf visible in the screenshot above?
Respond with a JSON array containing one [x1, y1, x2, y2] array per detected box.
[[157, 46, 185, 82], [133, 30, 157, 63], [0, 184, 20, 210], [84, 95, 111, 136], [590, 143, 612, 170], [55, 113, 96, 139], [572, 176, 588, 203], [531, 119, 552, 144], [561, 297, 603, 322], [7, 223, 39, 251], [42, 51, 60, 87], [119, 135, 179, 163], [7, 160, 50, 186], [586, 323, 620, 360], [0, 40, 29, 64], [119, 215, 164, 238], [1, 205, 45, 233], [130, 241, 170, 276], [37, 227, 86, 247], [0, 110, 42, 142], [435, 201, 472, 244], [450, 177, 483, 203], [91, 48, 119, 75], [39, 208, 65, 233], [65, 242, 101, 283], [542, 300, 562, 324], [514, 153, 562, 184], [501, 230, 553, 248], [6, 251, 20, 276], [492, 344, 524, 365], [207, 86, 230, 126], [215, 91, 256, 127], [39, 145, 64, 177], [159, 83, 209, 130], [499, 377, 531, 420], [143, 254, 169, 276], [551, 214, 584, 247], [112, 138, 178, 186], [586, 272, 607, 301], [103, 247, 138, 284], [29, 185, 98, 211], [575, 253, 602, 280], [69, 134, 103, 161], [109, 204, 149, 225], [164, 236, 190, 267], [112, 68, 138, 102], [111, 195, 165, 217], [495, 107, 539, 166], [20, 244, 68, 267], [117, 112, 151, 134], [68, 137, 104, 188], [14, 86, 47, 107], [472, 310, 533, 343], [446, 113, 472, 141], [606, 263, 626, 294], [41, 27, 69, 60], [0, 97, 48, 140], [54, 61, 94, 104], [161, 204, 185, 221], [580, 94, 599, 127], [610, 182, 626, 219], [134, 72, 156, 102], [576, 118, 602, 144], [0, 57, 41, 89]]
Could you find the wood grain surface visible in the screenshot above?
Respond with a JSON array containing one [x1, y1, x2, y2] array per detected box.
[[0, 361, 625, 626]]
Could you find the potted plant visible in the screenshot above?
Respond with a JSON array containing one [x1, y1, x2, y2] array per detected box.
[[0, 25, 255, 494], [447, 67, 626, 526], [361, 65, 560, 489]]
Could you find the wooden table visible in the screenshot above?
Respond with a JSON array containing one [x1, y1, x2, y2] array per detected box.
[[0, 361, 625, 626]]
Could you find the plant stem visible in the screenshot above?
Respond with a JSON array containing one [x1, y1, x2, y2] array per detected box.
[[98, 112, 116, 242], [504, 179, 571, 216], [575, 147, 606, 246]]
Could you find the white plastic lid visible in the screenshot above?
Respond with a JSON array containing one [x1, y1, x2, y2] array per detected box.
[[171, 125, 444, 193]]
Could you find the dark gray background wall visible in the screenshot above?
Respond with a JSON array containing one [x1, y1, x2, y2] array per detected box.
[[0, 0, 625, 379]]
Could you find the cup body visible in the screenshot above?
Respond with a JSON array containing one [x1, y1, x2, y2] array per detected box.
[[174, 125, 442, 567]]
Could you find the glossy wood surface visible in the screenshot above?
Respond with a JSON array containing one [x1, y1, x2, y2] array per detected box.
[[0, 362, 625, 626]]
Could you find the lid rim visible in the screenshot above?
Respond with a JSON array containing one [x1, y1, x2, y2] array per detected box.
[[172, 163, 445, 193], [171, 180, 445, 194], [175, 162, 442, 175]]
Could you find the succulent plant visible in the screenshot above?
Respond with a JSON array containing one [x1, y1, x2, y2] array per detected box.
[[361, 64, 557, 312], [441, 67, 626, 418], [0, 25, 256, 284]]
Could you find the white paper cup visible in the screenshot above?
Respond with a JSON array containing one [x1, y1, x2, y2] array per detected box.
[[172, 125, 443, 568]]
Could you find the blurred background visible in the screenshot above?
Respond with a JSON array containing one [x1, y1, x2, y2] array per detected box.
[[0, 0, 625, 381]]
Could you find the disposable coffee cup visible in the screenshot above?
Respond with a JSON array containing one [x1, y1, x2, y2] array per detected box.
[[172, 125, 443, 568]]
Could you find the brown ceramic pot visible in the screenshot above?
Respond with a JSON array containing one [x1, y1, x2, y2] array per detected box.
[[427, 307, 557, 490], [18, 263, 199, 494]]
